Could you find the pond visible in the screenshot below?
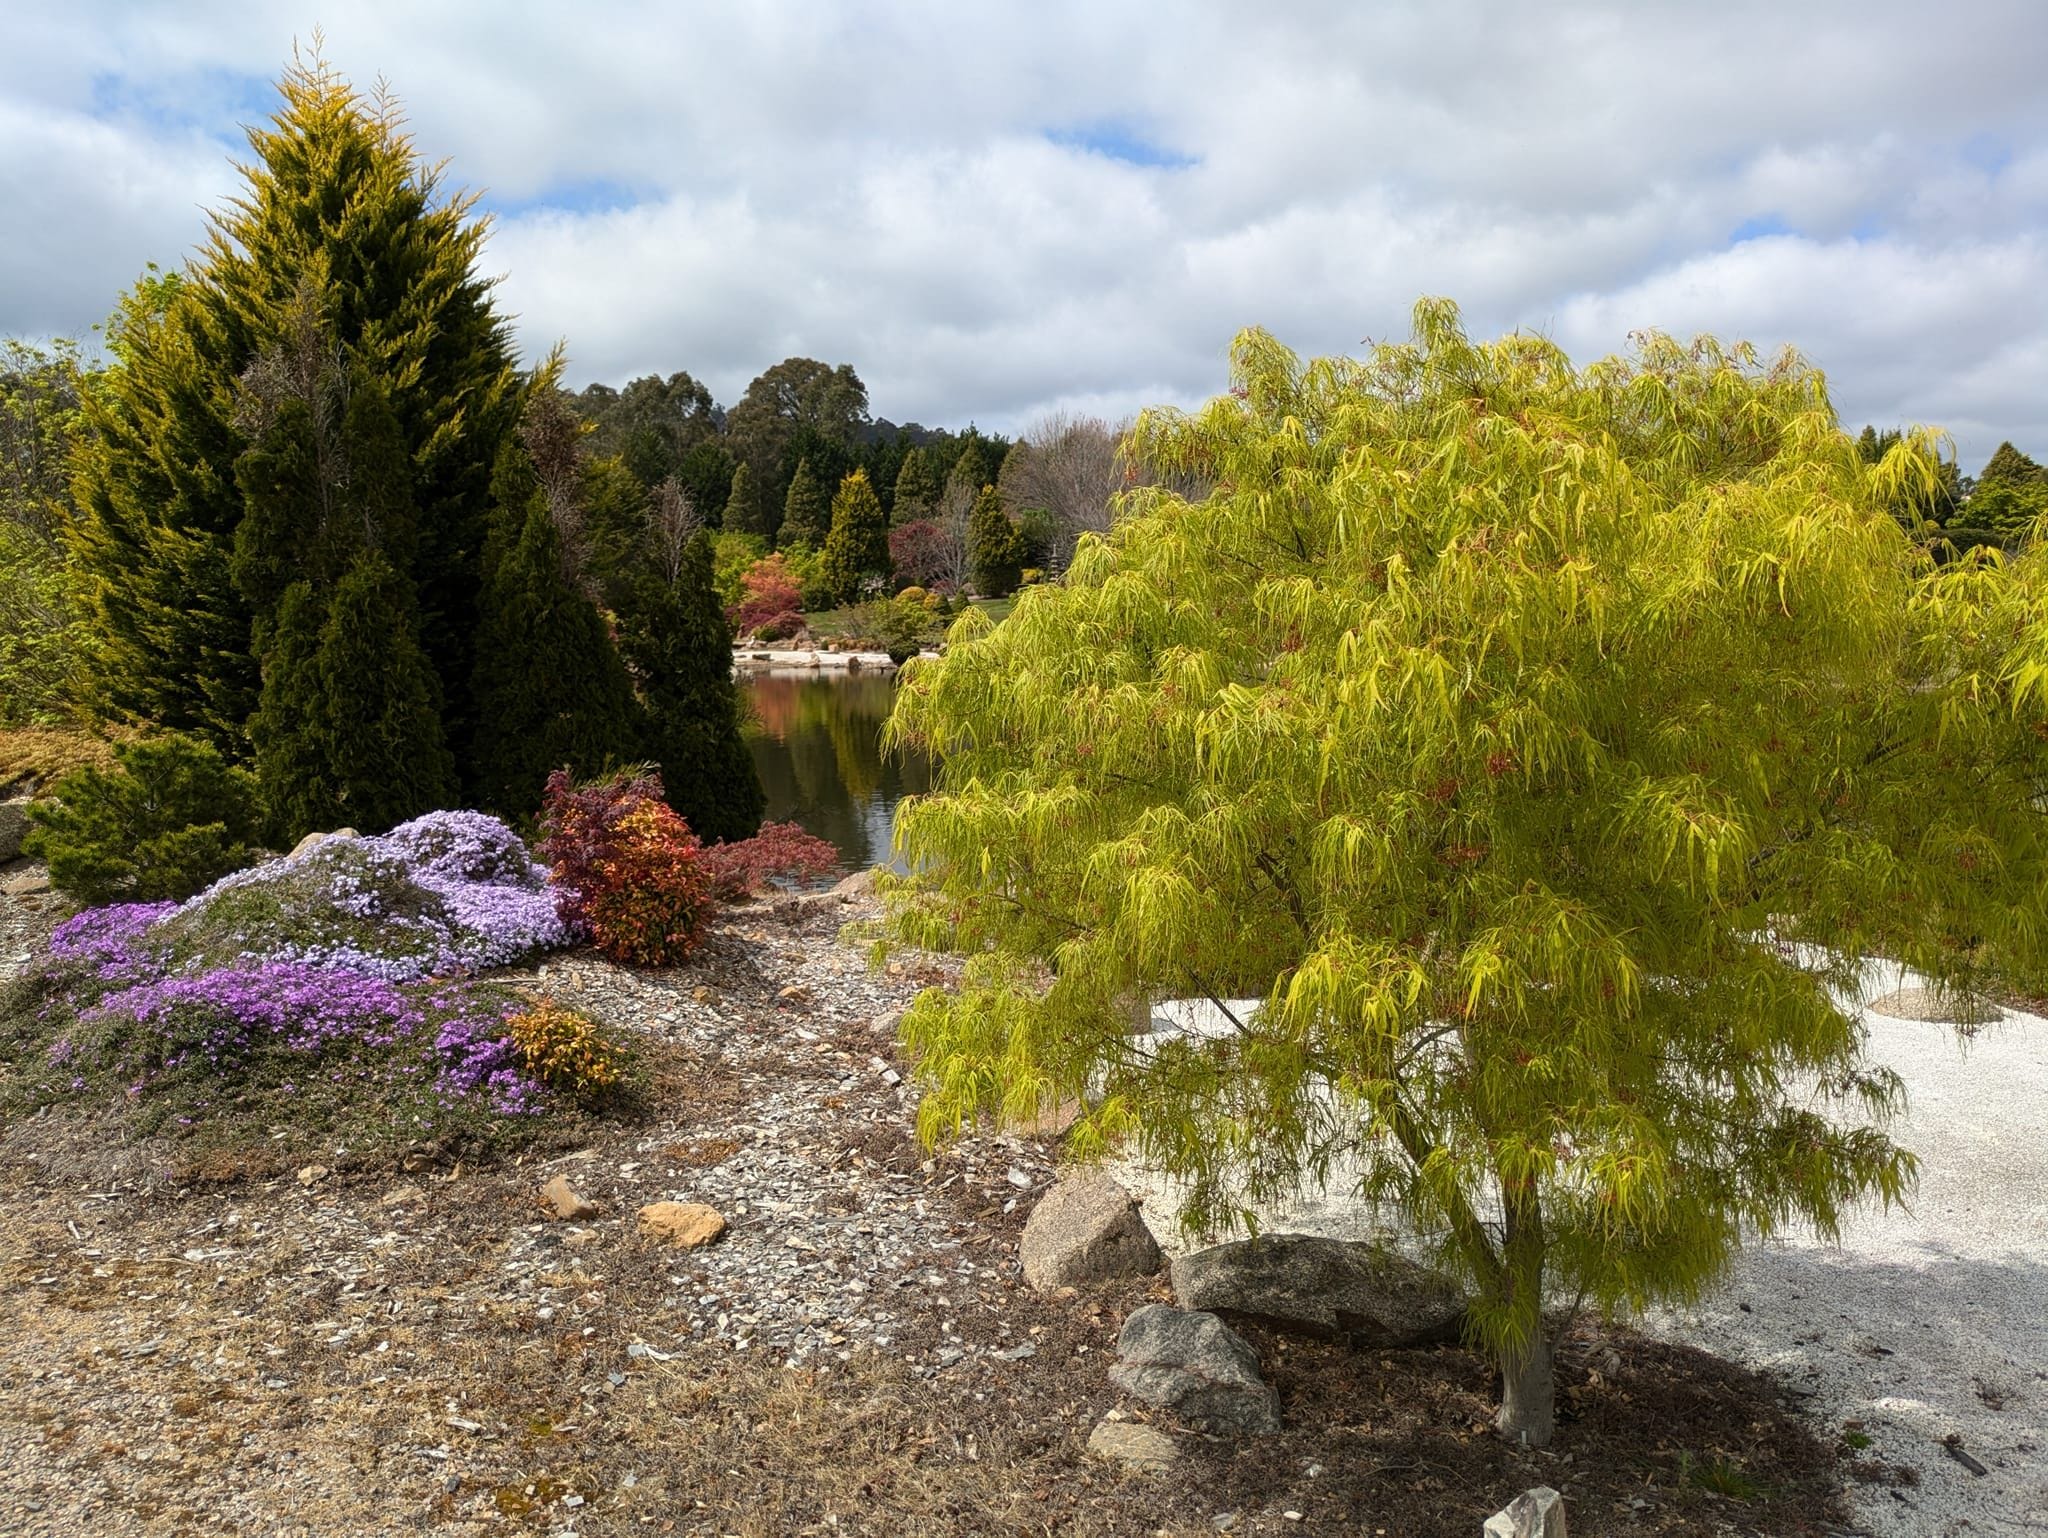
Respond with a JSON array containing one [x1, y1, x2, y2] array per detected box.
[[738, 670, 932, 871]]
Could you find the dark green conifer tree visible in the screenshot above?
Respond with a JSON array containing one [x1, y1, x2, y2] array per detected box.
[[780, 458, 830, 547], [1970, 442, 2048, 546], [311, 551, 456, 836], [70, 55, 519, 764], [968, 485, 1023, 598], [250, 581, 341, 839], [469, 434, 647, 819], [723, 460, 770, 540], [819, 468, 891, 605], [892, 448, 939, 525], [617, 534, 764, 844]]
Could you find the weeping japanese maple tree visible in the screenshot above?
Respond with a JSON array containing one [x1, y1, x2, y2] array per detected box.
[[879, 299, 2048, 1445]]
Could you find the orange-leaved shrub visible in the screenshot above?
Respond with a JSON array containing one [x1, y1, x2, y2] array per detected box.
[[538, 769, 711, 966], [507, 997, 625, 1095]]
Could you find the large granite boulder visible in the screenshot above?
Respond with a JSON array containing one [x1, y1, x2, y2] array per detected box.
[[1109, 1304, 1279, 1434], [1170, 1233, 1463, 1346], [1020, 1173, 1162, 1291]]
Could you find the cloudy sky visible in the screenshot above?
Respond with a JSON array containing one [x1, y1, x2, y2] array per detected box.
[[2, 1, 2043, 468]]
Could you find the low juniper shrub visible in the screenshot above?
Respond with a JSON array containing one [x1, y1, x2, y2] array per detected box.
[[24, 733, 263, 904]]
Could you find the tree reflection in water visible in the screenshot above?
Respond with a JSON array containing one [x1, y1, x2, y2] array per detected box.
[[738, 671, 932, 870]]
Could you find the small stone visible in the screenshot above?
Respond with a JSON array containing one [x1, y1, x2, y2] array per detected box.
[[1084, 1418, 1179, 1474], [776, 984, 813, 1007], [1484, 1485, 1567, 1538], [296, 1164, 328, 1186], [540, 1175, 599, 1221], [443, 1474, 461, 1495], [1005, 1166, 1033, 1189], [637, 1201, 727, 1248]]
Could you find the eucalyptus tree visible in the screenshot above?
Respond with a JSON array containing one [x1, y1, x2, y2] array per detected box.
[[880, 300, 2048, 1445]]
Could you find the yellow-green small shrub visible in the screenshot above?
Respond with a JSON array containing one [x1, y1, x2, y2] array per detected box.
[[508, 999, 625, 1096]]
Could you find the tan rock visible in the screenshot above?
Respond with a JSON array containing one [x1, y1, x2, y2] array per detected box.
[[0, 867, 50, 896], [288, 827, 359, 860], [1085, 1418, 1179, 1474], [540, 1174, 600, 1221], [638, 1201, 727, 1248], [831, 867, 879, 898]]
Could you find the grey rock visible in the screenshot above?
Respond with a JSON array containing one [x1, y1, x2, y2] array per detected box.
[[1171, 1233, 1463, 1346], [0, 798, 29, 863], [1484, 1485, 1567, 1538], [1109, 1304, 1279, 1434], [1020, 1173, 1162, 1291], [1084, 1418, 1179, 1474]]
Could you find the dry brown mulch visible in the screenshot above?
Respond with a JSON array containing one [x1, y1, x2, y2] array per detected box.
[[0, 895, 1852, 1536]]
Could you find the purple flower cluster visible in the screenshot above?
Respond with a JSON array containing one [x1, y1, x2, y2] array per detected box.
[[86, 961, 424, 1061], [433, 1006, 544, 1116], [42, 810, 569, 1119], [49, 902, 177, 980]]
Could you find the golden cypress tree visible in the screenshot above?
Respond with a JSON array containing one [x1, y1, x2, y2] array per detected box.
[[71, 53, 518, 761], [880, 299, 2048, 1445]]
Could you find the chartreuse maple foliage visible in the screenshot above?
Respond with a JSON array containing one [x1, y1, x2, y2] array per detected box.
[[880, 299, 2048, 1445]]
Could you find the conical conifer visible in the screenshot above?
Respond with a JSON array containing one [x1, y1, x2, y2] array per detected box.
[[70, 54, 519, 762], [968, 485, 1023, 597], [780, 458, 830, 547], [312, 551, 456, 835], [820, 468, 890, 605], [249, 581, 341, 840], [892, 448, 939, 525], [470, 438, 648, 819], [617, 534, 765, 844], [722, 460, 768, 540]]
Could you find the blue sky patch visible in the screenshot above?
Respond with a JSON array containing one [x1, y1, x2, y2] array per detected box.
[[1729, 212, 1793, 245], [1046, 121, 1196, 170], [481, 179, 649, 219], [88, 68, 274, 136]]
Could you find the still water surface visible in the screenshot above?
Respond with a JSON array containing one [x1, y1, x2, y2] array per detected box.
[[738, 670, 931, 870]]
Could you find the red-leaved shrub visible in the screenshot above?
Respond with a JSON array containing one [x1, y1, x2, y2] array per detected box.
[[753, 609, 804, 643], [538, 769, 711, 966], [699, 820, 842, 900], [728, 555, 805, 636]]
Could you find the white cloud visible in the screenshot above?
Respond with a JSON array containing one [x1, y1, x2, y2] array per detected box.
[[1, 0, 2043, 467]]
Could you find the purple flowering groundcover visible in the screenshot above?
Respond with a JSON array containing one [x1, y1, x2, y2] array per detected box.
[[6, 811, 609, 1148]]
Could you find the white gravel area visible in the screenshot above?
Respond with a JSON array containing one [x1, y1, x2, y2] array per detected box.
[[1640, 981, 2048, 1538], [1117, 979, 2048, 1536]]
